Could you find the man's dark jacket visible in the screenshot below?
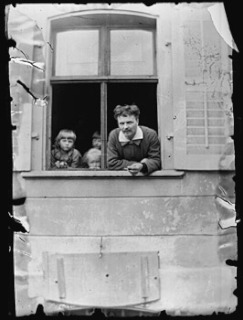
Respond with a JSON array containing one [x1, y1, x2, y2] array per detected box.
[[107, 125, 161, 175]]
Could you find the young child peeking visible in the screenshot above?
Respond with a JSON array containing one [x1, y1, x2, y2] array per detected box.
[[85, 148, 101, 169], [91, 131, 101, 150], [51, 129, 82, 169], [81, 131, 101, 168]]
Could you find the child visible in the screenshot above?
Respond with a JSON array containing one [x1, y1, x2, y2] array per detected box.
[[81, 131, 101, 168], [91, 131, 101, 150], [51, 129, 82, 169], [85, 148, 101, 169]]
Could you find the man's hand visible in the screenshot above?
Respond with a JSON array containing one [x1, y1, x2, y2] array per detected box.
[[126, 162, 143, 175]]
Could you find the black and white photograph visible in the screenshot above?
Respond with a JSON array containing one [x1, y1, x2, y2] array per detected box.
[[4, 2, 242, 318]]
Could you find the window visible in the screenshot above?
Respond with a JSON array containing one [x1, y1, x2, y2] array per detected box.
[[48, 12, 158, 170]]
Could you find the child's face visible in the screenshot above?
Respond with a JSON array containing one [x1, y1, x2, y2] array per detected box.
[[92, 138, 101, 149], [59, 137, 74, 152], [88, 157, 101, 169]]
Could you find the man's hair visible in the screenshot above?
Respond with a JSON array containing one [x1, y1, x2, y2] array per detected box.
[[54, 129, 76, 148], [113, 104, 140, 120]]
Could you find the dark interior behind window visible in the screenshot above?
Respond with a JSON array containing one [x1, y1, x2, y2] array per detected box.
[[51, 83, 100, 157], [107, 83, 158, 135]]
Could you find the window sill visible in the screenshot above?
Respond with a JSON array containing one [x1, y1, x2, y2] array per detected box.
[[21, 169, 185, 179]]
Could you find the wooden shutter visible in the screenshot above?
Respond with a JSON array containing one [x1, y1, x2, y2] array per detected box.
[[172, 6, 233, 170], [9, 8, 45, 171]]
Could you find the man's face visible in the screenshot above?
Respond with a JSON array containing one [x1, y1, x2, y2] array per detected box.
[[117, 115, 138, 140]]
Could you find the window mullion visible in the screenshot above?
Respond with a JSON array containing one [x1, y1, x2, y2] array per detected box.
[[106, 27, 111, 76], [100, 26, 109, 169], [100, 81, 107, 169], [102, 26, 110, 76], [100, 26, 108, 76]]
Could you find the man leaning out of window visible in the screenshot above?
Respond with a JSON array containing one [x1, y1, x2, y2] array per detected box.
[[107, 104, 161, 175]]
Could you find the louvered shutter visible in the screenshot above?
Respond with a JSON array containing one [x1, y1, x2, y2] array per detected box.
[[172, 7, 233, 170]]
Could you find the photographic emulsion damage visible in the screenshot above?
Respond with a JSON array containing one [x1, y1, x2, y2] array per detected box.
[[5, 2, 241, 318]]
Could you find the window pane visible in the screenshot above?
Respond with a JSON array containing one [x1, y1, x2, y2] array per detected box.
[[55, 30, 99, 76], [110, 30, 154, 75]]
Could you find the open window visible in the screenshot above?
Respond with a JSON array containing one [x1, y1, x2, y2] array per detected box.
[[48, 12, 158, 170]]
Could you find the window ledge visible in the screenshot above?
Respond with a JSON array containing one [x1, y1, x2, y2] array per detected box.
[[21, 169, 185, 179]]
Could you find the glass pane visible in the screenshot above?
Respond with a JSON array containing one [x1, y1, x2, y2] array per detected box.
[[110, 30, 154, 75], [55, 30, 99, 76]]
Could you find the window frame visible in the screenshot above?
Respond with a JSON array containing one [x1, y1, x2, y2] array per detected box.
[[46, 11, 159, 171]]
